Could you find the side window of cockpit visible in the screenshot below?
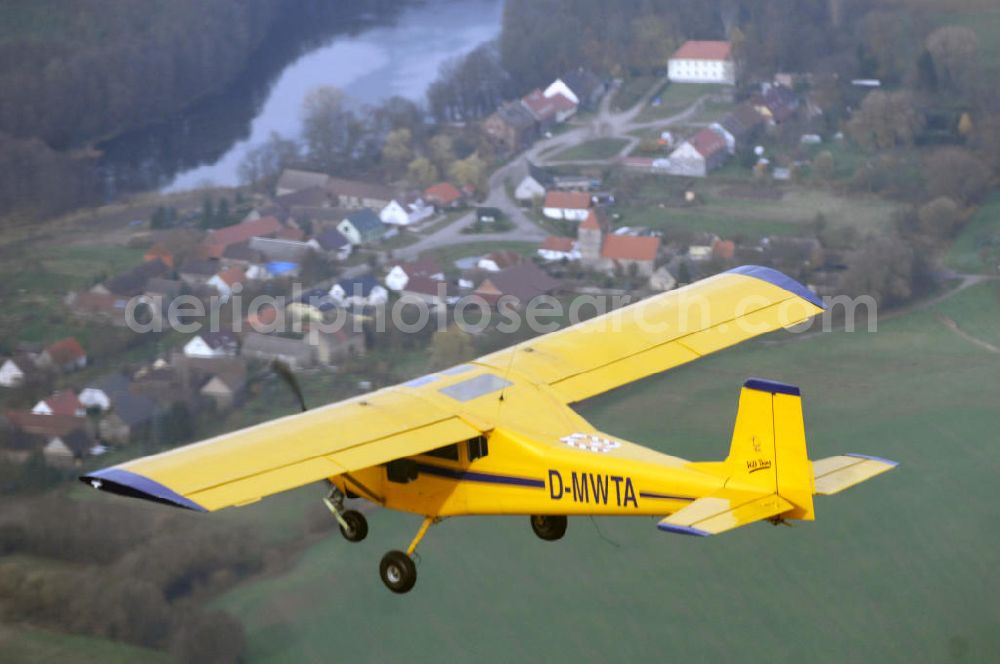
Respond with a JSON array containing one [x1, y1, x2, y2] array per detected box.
[[424, 444, 460, 461], [467, 436, 489, 462]]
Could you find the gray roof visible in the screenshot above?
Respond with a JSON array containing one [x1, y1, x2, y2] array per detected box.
[[179, 259, 220, 277], [496, 101, 536, 130], [249, 236, 314, 262], [105, 259, 171, 297], [275, 186, 331, 208], [315, 227, 350, 251], [327, 177, 394, 202], [277, 169, 330, 193], [345, 208, 384, 234], [111, 392, 157, 427], [561, 68, 603, 101], [242, 332, 314, 363], [86, 372, 130, 398]]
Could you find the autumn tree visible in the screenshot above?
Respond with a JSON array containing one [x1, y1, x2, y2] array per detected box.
[[381, 128, 413, 178], [847, 91, 925, 150], [925, 26, 980, 98], [238, 132, 300, 191], [915, 196, 962, 239], [429, 326, 476, 369], [448, 153, 487, 192], [923, 147, 991, 205], [429, 134, 456, 174], [301, 86, 361, 172], [406, 157, 439, 189]]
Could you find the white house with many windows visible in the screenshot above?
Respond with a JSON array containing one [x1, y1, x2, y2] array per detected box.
[[668, 40, 736, 85]]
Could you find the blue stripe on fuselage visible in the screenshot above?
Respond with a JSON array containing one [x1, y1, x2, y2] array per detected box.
[[639, 491, 695, 502], [414, 463, 545, 488]]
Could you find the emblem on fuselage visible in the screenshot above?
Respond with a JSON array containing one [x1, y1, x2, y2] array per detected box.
[[560, 432, 622, 453]]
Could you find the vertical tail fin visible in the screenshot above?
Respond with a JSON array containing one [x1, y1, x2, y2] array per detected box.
[[725, 378, 814, 521]]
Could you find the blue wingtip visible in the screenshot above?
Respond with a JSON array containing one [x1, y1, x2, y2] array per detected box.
[[80, 468, 207, 512], [744, 377, 801, 396], [846, 453, 900, 468], [657, 523, 711, 537], [726, 265, 825, 310]]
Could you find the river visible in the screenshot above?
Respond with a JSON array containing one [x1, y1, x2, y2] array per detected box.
[[97, 0, 503, 196]]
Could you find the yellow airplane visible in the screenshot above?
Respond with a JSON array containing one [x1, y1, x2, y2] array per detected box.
[[82, 266, 897, 593]]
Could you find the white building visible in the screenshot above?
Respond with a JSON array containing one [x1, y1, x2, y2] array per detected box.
[[0, 357, 30, 388], [514, 175, 547, 203], [668, 41, 736, 85], [379, 197, 435, 227], [542, 191, 592, 222]]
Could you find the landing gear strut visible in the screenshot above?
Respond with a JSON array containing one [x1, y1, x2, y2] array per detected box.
[[531, 515, 567, 541], [378, 516, 436, 593], [324, 485, 368, 542]]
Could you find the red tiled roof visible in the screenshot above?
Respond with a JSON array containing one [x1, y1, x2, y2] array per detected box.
[[671, 40, 732, 61], [244, 305, 278, 328], [72, 291, 126, 314], [483, 250, 524, 269], [144, 244, 174, 267], [396, 257, 443, 278], [215, 266, 246, 287], [601, 235, 660, 262], [403, 275, 452, 297], [544, 191, 592, 210], [277, 226, 305, 241], [689, 127, 727, 158], [5, 410, 84, 437], [548, 92, 577, 112], [713, 239, 735, 260], [579, 208, 602, 231], [204, 217, 283, 256], [541, 236, 575, 252], [43, 390, 83, 417], [425, 182, 462, 206], [45, 337, 85, 365]]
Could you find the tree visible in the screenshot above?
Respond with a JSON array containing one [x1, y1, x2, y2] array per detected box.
[[428, 134, 456, 173], [915, 196, 962, 239], [923, 147, 990, 206], [448, 153, 487, 192], [301, 86, 360, 172], [429, 326, 476, 369], [812, 150, 835, 182], [406, 157, 439, 189], [238, 132, 300, 190], [847, 91, 925, 150], [840, 233, 916, 307], [925, 26, 980, 98], [381, 128, 413, 177]]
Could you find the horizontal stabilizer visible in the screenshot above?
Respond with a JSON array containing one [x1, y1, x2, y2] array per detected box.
[[657, 492, 793, 537], [812, 454, 899, 496]]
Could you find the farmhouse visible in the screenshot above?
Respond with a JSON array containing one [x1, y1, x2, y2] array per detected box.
[[473, 262, 560, 307], [578, 209, 660, 276], [544, 68, 606, 110], [0, 355, 39, 388], [38, 338, 86, 373], [483, 101, 538, 152], [537, 236, 579, 262], [276, 169, 330, 196], [424, 182, 464, 209], [327, 177, 395, 210], [203, 216, 283, 259], [668, 40, 736, 85], [183, 331, 239, 359], [667, 127, 729, 177], [384, 258, 444, 292], [542, 190, 592, 221], [337, 208, 387, 245], [380, 195, 434, 227]]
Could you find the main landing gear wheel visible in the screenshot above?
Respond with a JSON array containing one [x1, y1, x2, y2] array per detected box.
[[531, 515, 567, 541], [339, 510, 368, 542], [379, 550, 417, 593]]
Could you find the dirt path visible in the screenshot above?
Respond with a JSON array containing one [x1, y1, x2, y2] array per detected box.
[[937, 314, 1000, 354]]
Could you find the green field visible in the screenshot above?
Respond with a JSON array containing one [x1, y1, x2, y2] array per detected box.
[[0, 623, 167, 663], [211, 282, 1000, 662], [551, 138, 630, 162], [637, 83, 721, 122], [945, 192, 1000, 274]]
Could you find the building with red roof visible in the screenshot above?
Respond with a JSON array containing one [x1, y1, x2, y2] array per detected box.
[[39, 338, 87, 373], [203, 217, 283, 258], [537, 236, 579, 262], [424, 182, 463, 208], [667, 127, 730, 177], [668, 40, 736, 85], [542, 190, 592, 221], [32, 390, 85, 417]]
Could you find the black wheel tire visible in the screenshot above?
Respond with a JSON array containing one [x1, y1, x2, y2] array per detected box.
[[339, 510, 368, 542], [379, 550, 417, 593], [531, 515, 567, 541]]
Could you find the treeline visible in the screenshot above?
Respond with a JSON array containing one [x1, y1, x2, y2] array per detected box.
[[0, 496, 266, 660]]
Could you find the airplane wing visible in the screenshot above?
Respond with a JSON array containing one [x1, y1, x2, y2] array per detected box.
[[81, 387, 484, 512], [477, 266, 825, 404], [656, 491, 794, 537]]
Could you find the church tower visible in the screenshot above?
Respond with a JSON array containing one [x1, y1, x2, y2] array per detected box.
[[577, 208, 605, 267]]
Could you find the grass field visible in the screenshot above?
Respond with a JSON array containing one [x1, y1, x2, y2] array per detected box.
[[637, 83, 720, 122], [610, 75, 660, 111], [0, 623, 167, 663], [210, 281, 1000, 662], [945, 192, 1000, 274], [550, 138, 630, 162]]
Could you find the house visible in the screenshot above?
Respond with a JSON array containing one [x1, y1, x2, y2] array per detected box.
[[476, 207, 503, 224], [327, 177, 395, 210], [384, 258, 444, 292], [473, 262, 560, 307], [515, 174, 547, 202], [199, 364, 247, 410], [207, 266, 245, 303], [0, 355, 39, 388], [221, 241, 263, 268], [521, 88, 577, 129], [544, 68, 606, 110], [753, 84, 800, 124], [667, 127, 729, 177], [32, 390, 85, 417], [330, 274, 388, 307], [537, 236, 579, 262], [380, 195, 434, 227], [424, 182, 463, 209], [101, 259, 171, 297], [649, 266, 677, 291], [310, 227, 352, 260], [542, 191, 592, 221], [38, 338, 86, 373], [578, 208, 661, 276], [144, 277, 182, 303], [43, 428, 96, 467], [144, 243, 175, 268], [68, 291, 131, 326], [202, 216, 283, 258], [310, 326, 367, 365], [184, 331, 239, 359], [720, 103, 766, 151], [249, 236, 315, 263], [399, 276, 458, 309], [477, 250, 524, 273], [100, 392, 157, 445], [276, 169, 330, 196], [241, 332, 315, 370], [668, 40, 737, 85], [79, 372, 131, 412], [177, 259, 220, 287], [5, 411, 83, 440], [482, 101, 538, 152], [274, 185, 332, 209], [337, 208, 387, 245]]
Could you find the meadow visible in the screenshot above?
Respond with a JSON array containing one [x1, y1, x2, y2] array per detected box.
[[208, 281, 1000, 662]]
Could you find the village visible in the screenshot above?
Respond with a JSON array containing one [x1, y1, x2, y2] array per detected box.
[[0, 39, 934, 471]]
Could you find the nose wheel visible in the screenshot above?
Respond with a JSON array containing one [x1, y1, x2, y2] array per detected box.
[[531, 515, 567, 540], [324, 486, 368, 542]]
